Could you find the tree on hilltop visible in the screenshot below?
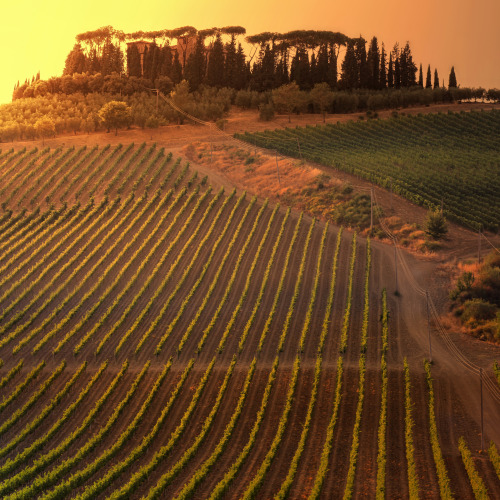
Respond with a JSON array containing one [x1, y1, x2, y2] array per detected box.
[[185, 33, 207, 91], [418, 64, 423, 88], [63, 44, 87, 75], [387, 52, 394, 88], [379, 44, 387, 89], [126, 44, 142, 77], [367, 37, 380, 89], [433, 68, 440, 89], [207, 32, 226, 87], [425, 65, 432, 88], [449, 66, 457, 88], [340, 41, 358, 89]]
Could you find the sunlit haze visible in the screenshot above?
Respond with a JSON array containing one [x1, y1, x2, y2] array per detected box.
[[1, 0, 499, 104]]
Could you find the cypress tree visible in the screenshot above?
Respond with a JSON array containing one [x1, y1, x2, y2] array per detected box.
[[316, 44, 329, 84], [387, 51, 394, 88], [355, 38, 369, 88], [276, 47, 289, 86], [433, 68, 439, 89], [141, 42, 157, 81], [340, 41, 358, 89], [235, 43, 248, 90], [142, 45, 150, 78], [224, 35, 237, 88], [399, 46, 408, 87], [401, 42, 417, 86], [150, 41, 160, 82], [159, 45, 173, 78], [418, 64, 423, 87], [310, 53, 318, 85], [206, 32, 225, 87], [425, 65, 432, 88], [185, 34, 207, 90], [394, 58, 401, 88], [290, 47, 310, 90], [63, 43, 87, 75], [379, 44, 387, 89], [328, 44, 338, 88], [87, 47, 101, 74], [367, 36, 380, 89], [448, 66, 457, 88], [127, 44, 142, 77], [171, 51, 183, 84]]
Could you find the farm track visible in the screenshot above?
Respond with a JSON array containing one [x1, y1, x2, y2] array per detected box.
[[0, 143, 499, 498]]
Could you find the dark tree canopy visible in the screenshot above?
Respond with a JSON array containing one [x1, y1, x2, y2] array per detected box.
[[434, 68, 440, 89], [426, 65, 432, 88], [206, 32, 225, 87], [449, 66, 457, 88], [24, 24, 438, 104]]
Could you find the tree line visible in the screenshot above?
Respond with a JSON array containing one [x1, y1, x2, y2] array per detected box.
[[12, 25, 467, 101]]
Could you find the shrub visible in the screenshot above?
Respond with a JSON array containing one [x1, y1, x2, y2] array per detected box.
[[424, 209, 448, 240], [450, 271, 475, 300], [461, 298, 498, 325]]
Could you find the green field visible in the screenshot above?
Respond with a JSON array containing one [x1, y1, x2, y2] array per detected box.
[[237, 110, 500, 231]]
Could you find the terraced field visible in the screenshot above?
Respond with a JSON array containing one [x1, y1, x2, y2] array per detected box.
[[0, 143, 499, 498]]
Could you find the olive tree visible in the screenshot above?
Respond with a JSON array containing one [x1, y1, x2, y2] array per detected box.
[[34, 117, 56, 145], [272, 82, 305, 123], [98, 100, 132, 135]]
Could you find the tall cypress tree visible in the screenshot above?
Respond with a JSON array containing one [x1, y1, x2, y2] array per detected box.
[[355, 38, 369, 88], [448, 66, 457, 88], [392, 44, 401, 88], [143, 42, 159, 81], [63, 44, 87, 75], [387, 51, 394, 88], [206, 32, 225, 87], [316, 44, 329, 84], [150, 41, 160, 82], [171, 51, 183, 84], [275, 45, 289, 87], [127, 44, 142, 78], [425, 65, 432, 88], [235, 43, 248, 90], [185, 34, 207, 90], [367, 36, 380, 89], [310, 53, 318, 85], [340, 41, 358, 89], [418, 64, 423, 87], [379, 44, 387, 89], [290, 46, 310, 90], [224, 35, 237, 88], [394, 58, 401, 88], [328, 44, 338, 88], [401, 42, 417, 87], [160, 45, 173, 79], [399, 45, 408, 87], [433, 68, 439, 89], [100, 42, 116, 76]]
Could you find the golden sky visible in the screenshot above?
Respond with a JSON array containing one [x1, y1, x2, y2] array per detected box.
[[1, 0, 499, 104]]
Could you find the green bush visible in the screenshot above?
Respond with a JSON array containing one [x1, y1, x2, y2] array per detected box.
[[461, 298, 498, 325], [424, 209, 448, 240]]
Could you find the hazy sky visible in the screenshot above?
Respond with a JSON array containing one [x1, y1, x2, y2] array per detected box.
[[1, 0, 499, 104]]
